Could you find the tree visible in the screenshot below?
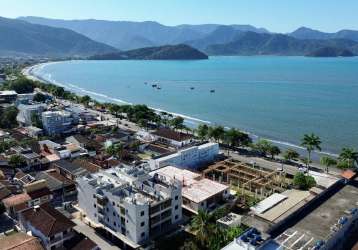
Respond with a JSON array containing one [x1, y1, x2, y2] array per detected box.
[[268, 145, 281, 159], [191, 210, 212, 246], [170, 116, 185, 131], [33, 92, 48, 103], [9, 78, 35, 94], [283, 149, 300, 162], [301, 133, 321, 170], [31, 112, 43, 128], [0, 106, 18, 129], [196, 124, 209, 141], [9, 155, 26, 168], [338, 148, 358, 169], [208, 126, 225, 142], [293, 172, 316, 190], [106, 144, 125, 160], [252, 139, 272, 157], [80, 95, 91, 106], [320, 156, 337, 173]]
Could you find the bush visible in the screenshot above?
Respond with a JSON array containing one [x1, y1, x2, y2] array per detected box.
[[293, 172, 316, 190]]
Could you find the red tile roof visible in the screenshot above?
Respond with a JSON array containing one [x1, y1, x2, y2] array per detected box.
[[152, 128, 193, 142], [0, 232, 44, 250], [21, 203, 75, 237], [341, 170, 356, 180]]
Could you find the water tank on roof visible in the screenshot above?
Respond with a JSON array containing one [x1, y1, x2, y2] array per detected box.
[[350, 208, 358, 215]]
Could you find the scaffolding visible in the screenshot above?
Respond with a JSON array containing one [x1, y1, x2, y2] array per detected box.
[[203, 159, 290, 199]]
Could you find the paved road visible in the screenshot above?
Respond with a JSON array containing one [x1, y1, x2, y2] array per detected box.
[[72, 218, 120, 250], [224, 150, 342, 176]]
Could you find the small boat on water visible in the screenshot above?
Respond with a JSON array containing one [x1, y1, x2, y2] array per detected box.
[[152, 84, 157, 88], [190, 87, 195, 90], [210, 89, 215, 93], [157, 87, 161, 90], [144, 82, 148, 85]]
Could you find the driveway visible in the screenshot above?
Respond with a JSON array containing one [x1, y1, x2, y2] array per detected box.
[[72, 218, 120, 250]]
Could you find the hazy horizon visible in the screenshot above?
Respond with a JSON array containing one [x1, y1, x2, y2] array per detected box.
[[1, 0, 358, 33]]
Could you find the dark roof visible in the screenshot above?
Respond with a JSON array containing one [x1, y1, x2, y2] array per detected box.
[[35, 170, 74, 191], [72, 158, 100, 173], [21, 203, 75, 237], [69, 134, 91, 145], [52, 160, 88, 176], [0, 184, 11, 200], [72, 237, 97, 250], [152, 128, 193, 142], [26, 187, 52, 199]]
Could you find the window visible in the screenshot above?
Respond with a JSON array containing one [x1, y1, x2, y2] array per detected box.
[[93, 194, 96, 198], [106, 207, 109, 212], [93, 204, 96, 208], [175, 215, 178, 220], [175, 196, 178, 200], [141, 232, 145, 238], [140, 211, 145, 216], [113, 212, 115, 216], [114, 222, 116, 226], [175, 205, 178, 210], [141, 222, 145, 227], [107, 218, 109, 222], [112, 202, 115, 206], [94, 213, 97, 217]]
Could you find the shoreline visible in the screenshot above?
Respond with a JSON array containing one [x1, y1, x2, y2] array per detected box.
[[22, 62, 339, 159]]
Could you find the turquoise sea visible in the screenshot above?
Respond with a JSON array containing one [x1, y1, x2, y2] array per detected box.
[[32, 56, 358, 155]]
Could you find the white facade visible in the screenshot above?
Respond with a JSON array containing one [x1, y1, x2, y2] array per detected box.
[[149, 142, 219, 170], [77, 166, 182, 247], [16, 103, 46, 126], [42, 111, 74, 135]]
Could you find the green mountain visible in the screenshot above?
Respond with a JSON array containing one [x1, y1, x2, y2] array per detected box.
[[205, 32, 358, 56], [290, 27, 358, 42], [0, 17, 117, 57], [89, 44, 208, 60], [306, 47, 355, 57], [18, 16, 269, 50]]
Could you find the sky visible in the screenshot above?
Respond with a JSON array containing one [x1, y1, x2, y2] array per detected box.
[[1, 0, 357, 33]]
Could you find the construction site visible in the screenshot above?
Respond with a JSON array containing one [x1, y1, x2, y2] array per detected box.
[[203, 159, 291, 200]]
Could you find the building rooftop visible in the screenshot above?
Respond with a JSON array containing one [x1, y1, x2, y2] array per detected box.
[[0, 232, 44, 250], [0, 90, 17, 95], [2, 193, 31, 207], [152, 128, 193, 142], [152, 166, 228, 203], [21, 203, 76, 237], [53, 159, 88, 176], [35, 170, 74, 191], [274, 182, 358, 249]]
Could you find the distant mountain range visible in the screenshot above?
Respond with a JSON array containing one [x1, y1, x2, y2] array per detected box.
[[0, 17, 117, 57], [289, 27, 358, 42], [89, 44, 208, 60], [0, 16, 357, 57], [18, 16, 269, 51]]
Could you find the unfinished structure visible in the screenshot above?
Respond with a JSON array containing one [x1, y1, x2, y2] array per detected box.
[[203, 159, 289, 199]]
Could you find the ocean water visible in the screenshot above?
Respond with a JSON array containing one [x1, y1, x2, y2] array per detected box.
[[32, 56, 358, 154]]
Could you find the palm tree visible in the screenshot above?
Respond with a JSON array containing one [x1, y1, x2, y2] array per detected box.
[[191, 210, 212, 246], [301, 133, 322, 170], [320, 156, 337, 173], [283, 149, 300, 163], [338, 147, 358, 169], [196, 124, 209, 141]]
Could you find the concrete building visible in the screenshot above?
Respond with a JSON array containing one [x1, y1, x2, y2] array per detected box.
[[0, 90, 17, 103], [151, 166, 229, 213], [16, 103, 46, 126], [41, 111, 74, 136], [77, 165, 182, 248], [149, 142, 219, 170]]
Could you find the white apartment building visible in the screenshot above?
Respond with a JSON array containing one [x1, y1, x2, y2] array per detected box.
[[149, 142, 219, 170], [77, 165, 182, 248], [42, 110, 74, 136]]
